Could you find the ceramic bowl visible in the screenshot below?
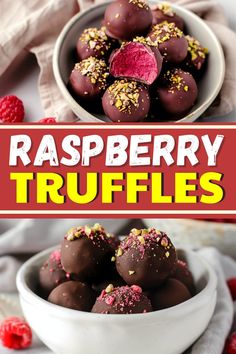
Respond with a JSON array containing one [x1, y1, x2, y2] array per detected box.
[[17, 247, 217, 354], [53, 0, 225, 122]]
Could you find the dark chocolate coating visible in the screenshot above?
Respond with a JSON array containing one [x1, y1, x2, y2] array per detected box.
[[171, 260, 195, 295], [48, 281, 96, 311], [149, 278, 191, 310], [110, 41, 163, 85], [102, 79, 150, 122], [69, 57, 109, 100], [39, 249, 69, 298], [116, 228, 177, 289], [76, 27, 115, 60], [182, 35, 208, 76], [92, 285, 152, 314], [152, 3, 184, 30], [156, 68, 198, 116], [149, 22, 188, 64], [104, 0, 153, 40], [92, 275, 126, 294], [61, 225, 113, 281]]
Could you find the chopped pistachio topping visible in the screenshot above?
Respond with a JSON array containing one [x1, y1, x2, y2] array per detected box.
[[141, 228, 149, 236], [105, 284, 114, 293], [129, 0, 149, 10], [185, 35, 208, 62], [111, 256, 116, 262], [65, 223, 108, 241], [133, 36, 158, 47], [74, 57, 109, 89], [158, 2, 174, 16], [164, 70, 189, 94], [150, 22, 183, 44], [129, 270, 135, 275], [138, 236, 145, 245], [117, 247, 123, 257], [108, 80, 141, 114], [131, 228, 142, 236], [79, 27, 112, 52]]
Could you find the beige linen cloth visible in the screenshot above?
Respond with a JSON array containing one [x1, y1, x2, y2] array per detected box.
[[0, 0, 236, 121]]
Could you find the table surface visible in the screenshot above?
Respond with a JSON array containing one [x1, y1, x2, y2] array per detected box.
[[0, 0, 235, 122]]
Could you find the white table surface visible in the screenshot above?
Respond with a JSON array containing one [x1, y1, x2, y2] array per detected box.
[[0, 0, 235, 122]]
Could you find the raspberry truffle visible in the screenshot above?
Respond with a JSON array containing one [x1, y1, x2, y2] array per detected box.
[[104, 0, 153, 41], [61, 223, 113, 281], [92, 284, 152, 314], [116, 228, 177, 289], [156, 68, 198, 117], [69, 57, 109, 100], [152, 2, 184, 30], [172, 260, 195, 295], [149, 279, 191, 310], [184, 35, 208, 74], [102, 79, 150, 122], [48, 281, 96, 311], [148, 22, 188, 64], [39, 249, 70, 297], [76, 27, 115, 60], [110, 40, 163, 85]]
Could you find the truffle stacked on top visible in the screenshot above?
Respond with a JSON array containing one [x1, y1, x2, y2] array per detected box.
[[116, 228, 177, 288], [38, 224, 195, 314], [68, 0, 208, 122]]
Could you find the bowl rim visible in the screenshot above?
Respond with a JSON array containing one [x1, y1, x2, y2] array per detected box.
[[16, 246, 217, 323], [52, 0, 225, 123]]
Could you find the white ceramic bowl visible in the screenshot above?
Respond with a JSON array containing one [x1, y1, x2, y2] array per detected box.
[[17, 247, 217, 354], [143, 219, 236, 259], [53, 0, 225, 123]]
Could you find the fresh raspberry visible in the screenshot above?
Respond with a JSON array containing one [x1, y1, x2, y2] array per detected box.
[[0, 317, 32, 350], [0, 95, 25, 123], [227, 278, 236, 300], [39, 117, 57, 123], [226, 332, 236, 354]]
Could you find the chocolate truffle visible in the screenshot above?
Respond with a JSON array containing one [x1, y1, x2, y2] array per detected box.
[[69, 57, 109, 100], [48, 281, 96, 311], [92, 284, 152, 314], [102, 79, 150, 122], [148, 22, 188, 64], [76, 27, 115, 60], [116, 228, 177, 289], [149, 278, 191, 310], [152, 2, 184, 30], [104, 0, 153, 40], [156, 68, 198, 117], [184, 35, 208, 74], [110, 40, 163, 85], [172, 260, 195, 295], [39, 249, 69, 297], [61, 223, 113, 281]]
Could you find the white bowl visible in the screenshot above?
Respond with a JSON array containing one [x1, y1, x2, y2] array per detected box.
[[53, 1, 225, 123], [143, 219, 236, 258], [17, 247, 217, 354]]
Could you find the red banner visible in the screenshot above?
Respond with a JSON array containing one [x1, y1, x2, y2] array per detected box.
[[0, 123, 235, 218]]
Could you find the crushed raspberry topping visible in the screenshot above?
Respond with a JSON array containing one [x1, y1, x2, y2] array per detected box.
[[116, 228, 172, 259], [97, 285, 150, 313]]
